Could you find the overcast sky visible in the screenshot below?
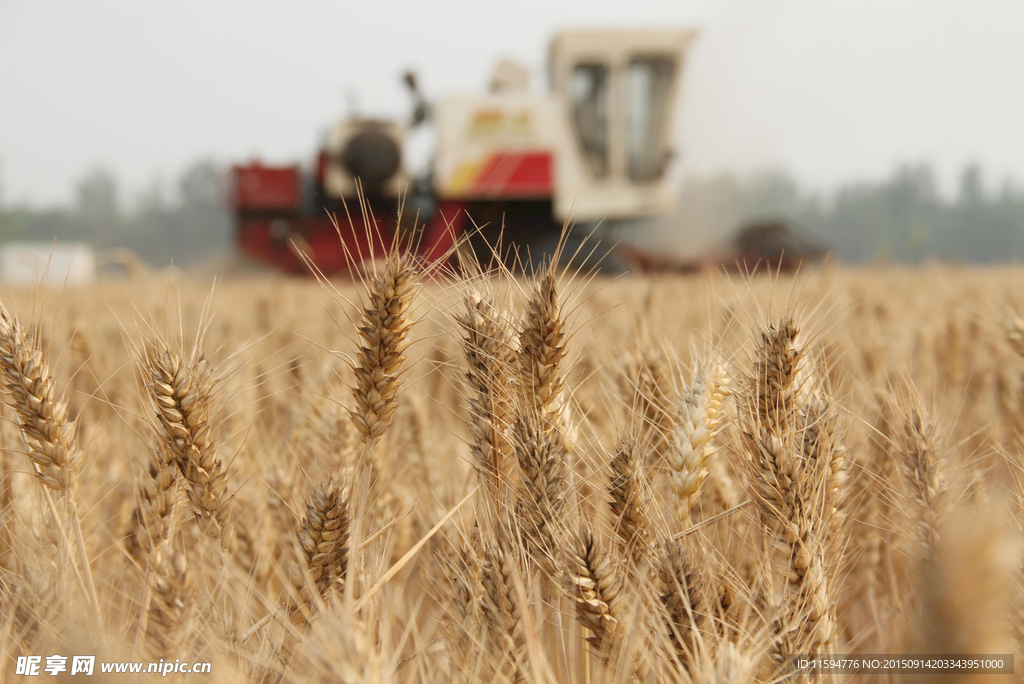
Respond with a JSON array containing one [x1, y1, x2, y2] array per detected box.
[[1, 0, 1022, 207]]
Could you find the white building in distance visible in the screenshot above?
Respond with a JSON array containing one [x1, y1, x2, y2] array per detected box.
[[0, 243, 96, 285]]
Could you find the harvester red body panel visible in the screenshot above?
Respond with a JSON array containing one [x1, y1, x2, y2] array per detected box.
[[230, 162, 466, 275], [457, 151, 553, 198], [231, 163, 301, 212]]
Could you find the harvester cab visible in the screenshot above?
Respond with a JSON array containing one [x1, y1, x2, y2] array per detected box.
[[550, 30, 695, 222], [229, 28, 696, 276]]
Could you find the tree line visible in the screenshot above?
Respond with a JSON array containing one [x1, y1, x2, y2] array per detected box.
[[671, 163, 1024, 264], [1, 160, 1022, 267], [0, 160, 232, 268]]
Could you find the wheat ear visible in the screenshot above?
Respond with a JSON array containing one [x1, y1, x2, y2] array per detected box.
[[1003, 313, 1024, 359], [444, 538, 484, 683], [144, 544, 196, 660], [0, 301, 100, 620], [566, 524, 650, 681], [511, 414, 568, 579], [128, 442, 179, 560], [457, 289, 515, 518], [897, 401, 947, 555], [700, 642, 757, 684], [620, 346, 674, 464], [566, 524, 625, 657], [348, 250, 417, 449], [739, 317, 839, 661], [799, 387, 848, 527], [345, 249, 417, 608], [658, 538, 707, 675], [517, 270, 567, 429], [478, 540, 527, 683], [287, 479, 349, 626], [0, 304, 82, 492], [513, 268, 571, 576], [145, 342, 230, 541], [608, 438, 653, 566], [668, 363, 727, 528]]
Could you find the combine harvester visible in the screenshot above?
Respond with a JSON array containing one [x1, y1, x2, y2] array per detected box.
[[228, 29, 821, 276]]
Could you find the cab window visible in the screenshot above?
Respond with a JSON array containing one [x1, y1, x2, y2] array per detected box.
[[569, 63, 609, 178], [624, 57, 675, 182]]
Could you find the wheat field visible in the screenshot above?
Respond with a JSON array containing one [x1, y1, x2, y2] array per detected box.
[[0, 257, 1022, 683]]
